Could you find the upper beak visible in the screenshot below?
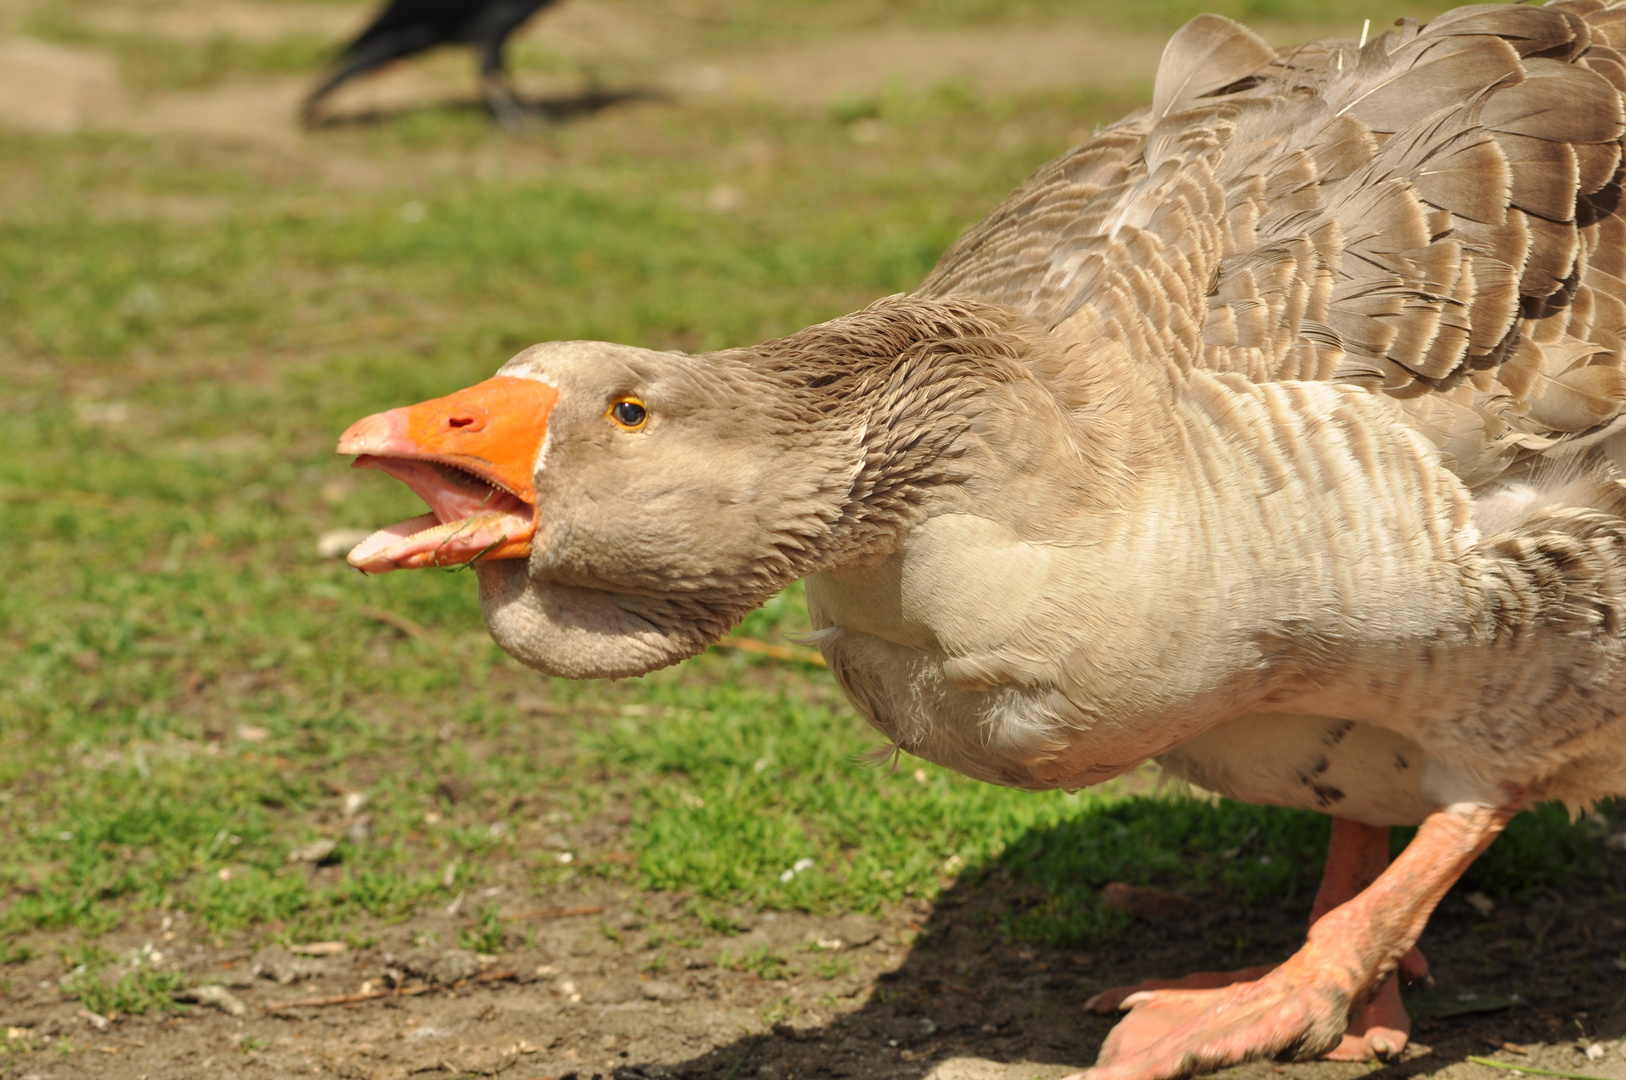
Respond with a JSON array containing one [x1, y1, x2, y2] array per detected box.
[[336, 375, 558, 572]]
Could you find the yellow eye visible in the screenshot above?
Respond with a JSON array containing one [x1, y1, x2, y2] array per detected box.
[[608, 398, 648, 430]]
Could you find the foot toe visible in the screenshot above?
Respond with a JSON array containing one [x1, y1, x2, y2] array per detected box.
[[1365, 1025, 1407, 1058], [1325, 1032, 1376, 1062], [1324, 1025, 1407, 1062]]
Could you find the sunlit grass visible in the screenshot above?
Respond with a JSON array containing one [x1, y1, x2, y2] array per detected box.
[[0, 76, 1129, 950], [0, 0, 1600, 970]]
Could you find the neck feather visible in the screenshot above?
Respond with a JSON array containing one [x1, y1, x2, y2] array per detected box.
[[721, 293, 1110, 578]]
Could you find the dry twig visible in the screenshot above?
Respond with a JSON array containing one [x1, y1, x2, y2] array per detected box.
[[358, 605, 430, 639], [264, 970, 516, 1012], [509, 905, 607, 921], [714, 637, 826, 667]]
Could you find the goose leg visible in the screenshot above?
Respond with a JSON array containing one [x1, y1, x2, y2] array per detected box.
[[1083, 818, 1424, 1048], [1310, 820, 1417, 1061], [1070, 799, 1516, 1080]]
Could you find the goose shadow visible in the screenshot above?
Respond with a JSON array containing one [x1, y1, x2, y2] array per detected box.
[[302, 86, 667, 131], [617, 798, 1623, 1080]]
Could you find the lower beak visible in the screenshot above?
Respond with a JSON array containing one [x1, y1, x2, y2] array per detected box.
[[335, 375, 558, 572]]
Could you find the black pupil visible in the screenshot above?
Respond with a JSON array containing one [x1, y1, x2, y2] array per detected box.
[[614, 400, 646, 427]]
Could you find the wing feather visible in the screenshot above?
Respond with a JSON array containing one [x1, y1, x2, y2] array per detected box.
[[919, 0, 1626, 490]]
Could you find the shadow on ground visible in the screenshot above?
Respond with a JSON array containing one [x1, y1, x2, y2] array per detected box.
[[304, 86, 667, 130], [629, 799, 1626, 1080]]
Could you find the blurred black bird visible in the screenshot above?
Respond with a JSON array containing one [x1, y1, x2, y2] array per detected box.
[[302, 0, 562, 129]]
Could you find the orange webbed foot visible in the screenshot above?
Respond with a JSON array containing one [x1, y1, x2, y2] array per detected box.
[[1324, 971, 1410, 1061], [1070, 950, 1358, 1080], [1082, 962, 1416, 1066], [1064, 803, 1513, 1080], [1083, 965, 1277, 1014]]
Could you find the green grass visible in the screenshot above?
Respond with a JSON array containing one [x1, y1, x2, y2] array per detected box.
[[0, 76, 1130, 950], [459, 904, 507, 954], [0, 0, 1600, 968], [57, 944, 188, 1017], [719, 945, 792, 980], [61, 966, 189, 1017]]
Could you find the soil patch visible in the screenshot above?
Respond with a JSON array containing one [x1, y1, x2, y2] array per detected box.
[[3, 864, 1621, 1079], [80, 0, 365, 45], [666, 24, 1167, 110], [0, 1, 1167, 143], [0, 37, 121, 134]]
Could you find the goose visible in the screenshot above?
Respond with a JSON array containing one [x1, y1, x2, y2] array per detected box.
[[336, 3, 1626, 1077]]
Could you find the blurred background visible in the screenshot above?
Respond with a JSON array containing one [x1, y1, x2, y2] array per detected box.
[[14, 1, 1621, 1078]]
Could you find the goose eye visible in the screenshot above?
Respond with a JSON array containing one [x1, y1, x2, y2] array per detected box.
[[609, 398, 648, 430]]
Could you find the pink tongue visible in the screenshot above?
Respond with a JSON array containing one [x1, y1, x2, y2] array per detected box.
[[347, 510, 528, 573]]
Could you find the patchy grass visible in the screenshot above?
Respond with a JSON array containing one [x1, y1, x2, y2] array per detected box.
[[719, 945, 792, 980], [57, 943, 189, 1017], [458, 903, 507, 954], [0, 0, 1604, 981], [23, 7, 334, 94], [603, 0, 1456, 51], [0, 74, 1136, 951]]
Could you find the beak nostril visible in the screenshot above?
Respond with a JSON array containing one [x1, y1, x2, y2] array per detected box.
[[448, 415, 476, 429]]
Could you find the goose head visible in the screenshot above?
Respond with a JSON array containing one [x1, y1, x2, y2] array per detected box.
[[338, 336, 874, 678], [335, 297, 1110, 680]]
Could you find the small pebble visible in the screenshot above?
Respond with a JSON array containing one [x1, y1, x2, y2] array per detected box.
[[173, 984, 248, 1017], [345, 815, 373, 846], [286, 839, 338, 865], [640, 979, 689, 1002], [252, 945, 323, 985], [399, 948, 482, 985]]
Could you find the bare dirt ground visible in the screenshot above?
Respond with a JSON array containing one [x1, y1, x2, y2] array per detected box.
[[0, 0, 1171, 144], [2, 862, 1624, 1080]]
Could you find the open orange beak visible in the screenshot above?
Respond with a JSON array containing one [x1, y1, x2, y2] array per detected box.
[[335, 375, 558, 573]]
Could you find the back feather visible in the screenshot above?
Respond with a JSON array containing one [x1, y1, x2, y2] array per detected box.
[[919, 0, 1626, 488]]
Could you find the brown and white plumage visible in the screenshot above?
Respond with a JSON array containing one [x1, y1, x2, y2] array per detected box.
[[338, 4, 1626, 1076], [931, 3, 1626, 473], [872, 0, 1626, 819]]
